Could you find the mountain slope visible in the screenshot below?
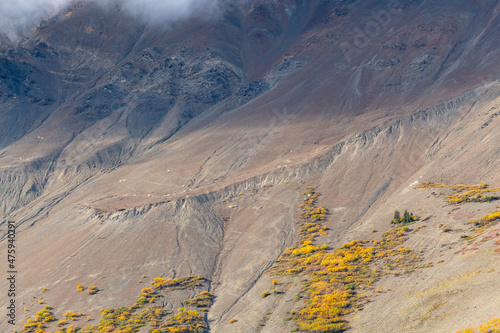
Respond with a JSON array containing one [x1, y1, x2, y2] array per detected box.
[[1, 1, 500, 332]]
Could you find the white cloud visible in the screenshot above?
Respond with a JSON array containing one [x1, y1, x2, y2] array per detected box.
[[0, 0, 71, 40], [0, 0, 219, 41], [121, 0, 214, 21]]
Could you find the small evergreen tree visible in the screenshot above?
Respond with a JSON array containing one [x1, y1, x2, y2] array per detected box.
[[392, 210, 401, 224], [391, 210, 418, 225], [403, 210, 411, 224]]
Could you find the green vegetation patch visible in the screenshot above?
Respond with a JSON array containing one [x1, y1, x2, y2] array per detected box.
[[465, 207, 500, 241], [20, 306, 56, 332], [150, 276, 207, 291], [183, 292, 215, 308], [17, 275, 212, 333], [391, 210, 419, 225], [268, 188, 421, 332], [418, 182, 499, 204]]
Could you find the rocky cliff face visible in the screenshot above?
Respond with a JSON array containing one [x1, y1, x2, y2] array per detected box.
[[1, 1, 500, 332]]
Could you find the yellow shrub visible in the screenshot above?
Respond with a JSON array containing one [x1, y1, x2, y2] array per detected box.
[[168, 328, 181, 333], [484, 211, 500, 221], [141, 287, 154, 296], [88, 285, 99, 295], [292, 245, 320, 256]]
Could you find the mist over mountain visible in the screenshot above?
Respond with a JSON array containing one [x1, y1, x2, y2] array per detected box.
[[0, 0, 218, 40], [0, 0, 68, 40], [1, 1, 500, 332]]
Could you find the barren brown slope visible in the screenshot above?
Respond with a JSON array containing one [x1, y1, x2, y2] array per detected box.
[[1, 1, 500, 333]]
